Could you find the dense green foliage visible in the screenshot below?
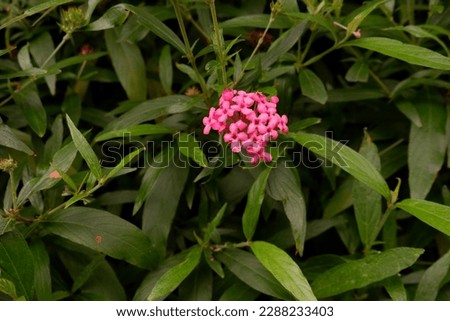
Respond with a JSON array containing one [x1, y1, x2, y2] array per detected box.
[[1, 0, 450, 301]]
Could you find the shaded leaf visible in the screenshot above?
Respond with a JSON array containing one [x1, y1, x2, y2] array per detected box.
[[177, 132, 208, 168], [242, 168, 271, 240], [397, 199, 450, 236], [383, 275, 407, 301], [159, 45, 173, 95], [105, 27, 147, 101], [43, 207, 161, 269], [298, 68, 328, 104], [13, 84, 47, 137], [289, 132, 391, 200], [311, 247, 423, 298], [148, 246, 202, 300], [216, 248, 293, 300], [251, 241, 316, 301], [267, 164, 306, 254], [0, 232, 34, 300], [345, 37, 450, 70], [408, 98, 446, 199], [0, 124, 33, 155], [85, 5, 129, 31], [30, 31, 56, 94], [29, 240, 52, 300], [66, 114, 102, 180], [415, 249, 450, 300]]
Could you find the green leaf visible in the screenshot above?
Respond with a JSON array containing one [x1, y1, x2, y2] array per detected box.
[[298, 68, 328, 104], [46, 52, 107, 72], [203, 203, 227, 243], [395, 100, 422, 127], [415, 249, 450, 300], [122, 4, 185, 54], [17, 142, 77, 207], [85, 5, 129, 31], [352, 132, 382, 247], [24, 0, 74, 16], [0, 124, 33, 154], [42, 207, 161, 269], [0, 232, 34, 300], [311, 247, 423, 298], [0, 278, 18, 299], [345, 60, 369, 82], [105, 28, 147, 101], [159, 45, 173, 95], [148, 246, 202, 300], [324, 178, 353, 217], [143, 162, 189, 257], [242, 168, 271, 240], [216, 248, 293, 300], [267, 164, 307, 254], [103, 146, 145, 181], [133, 149, 172, 215], [289, 132, 391, 201], [262, 23, 307, 69], [220, 14, 293, 30], [176, 63, 200, 84], [345, 37, 450, 70], [383, 275, 407, 301], [71, 254, 105, 293], [397, 199, 450, 236], [408, 98, 446, 199], [105, 95, 195, 130], [288, 118, 322, 132], [251, 241, 316, 301], [30, 31, 56, 95], [13, 84, 47, 137], [177, 132, 208, 167], [29, 240, 52, 300], [344, 0, 389, 37], [66, 114, 102, 181]]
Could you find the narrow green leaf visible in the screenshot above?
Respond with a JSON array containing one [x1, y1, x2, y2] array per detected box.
[[220, 14, 293, 30], [177, 132, 208, 168], [71, 254, 105, 293], [105, 28, 147, 101], [143, 162, 189, 256], [345, 37, 450, 70], [24, 0, 74, 16], [0, 232, 34, 300], [133, 149, 172, 215], [267, 164, 307, 254], [103, 147, 145, 181], [176, 63, 200, 84], [0, 124, 33, 154], [352, 132, 382, 247], [216, 248, 293, 300], [0, 68, 48, 80], [408, 99, 446, 199], [0, 47, 15, 57], [0, 278, 18, 299], [345, 0, 389, 36], [288, 118, 322, 132], [148, 246, 202, 300], [29, 240, 52, 300], [262, 23, 307, 69], [385, 25, 449, 54], [66, 114, 102, 180], [105, 95, 195, 130], [383, 275, 407, 301], [13, 84, 47, 137], [415, 249, 450, 300], [122, 4, 185, 54], [159, 45, 173, 95], [395, 100, 422, 127], [204, 203, 227, 243], [46, 52, 106, 72], [289, 132, 391, 200], [311, 247, 423, 298], [242, 168, 271, 240], [43, 207, 161, 269], [324, 178, 353, 217], [345, 60, 369, 82], [17, 142, 77, 207], [252, 241, 316, 301], [30, 31, 56, 95], [298, 68, 328, 104], [397, 199, 450, 236], [85, 5, 129, 31]]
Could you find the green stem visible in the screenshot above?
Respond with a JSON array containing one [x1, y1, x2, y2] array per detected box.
[[41, 32, 71, 68], [368, 69, 391, 97], [299, 29, 316, 63], [207, 0, 227, 86], [364, 204, 395, 254], [171, 0, 209, 97], [233, 15, 275, 87], [9, 170, 18, 210]]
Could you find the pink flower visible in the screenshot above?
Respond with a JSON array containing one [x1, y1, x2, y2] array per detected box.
[[202, 89, 288, 164]]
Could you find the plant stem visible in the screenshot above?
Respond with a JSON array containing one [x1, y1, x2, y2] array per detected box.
[[364, 204, 395, 254], [171, 0, 209, 97], [41, 32, 71, 68], [207, 0, 228, 87], [233, 15, 275, 87]]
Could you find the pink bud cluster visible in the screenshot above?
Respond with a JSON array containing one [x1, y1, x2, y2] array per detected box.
[[203, 89, 288, 164]]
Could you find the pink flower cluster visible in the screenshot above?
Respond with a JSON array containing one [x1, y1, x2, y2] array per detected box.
[[203, 89, 288, 164]]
